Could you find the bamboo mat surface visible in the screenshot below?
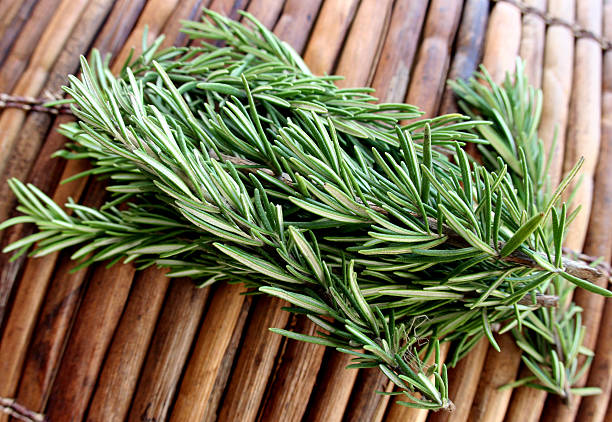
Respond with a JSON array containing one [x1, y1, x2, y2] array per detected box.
[[0, 0, 610, 421]]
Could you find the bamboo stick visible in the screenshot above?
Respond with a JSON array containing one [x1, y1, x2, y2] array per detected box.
[[201, 293, 253, 421], [576, 299, 612, 422], [335, 0, 394, 88], [0, 0, 88, 178], [539, 0, 575, 188], [302, 0, 360, 76], [575, 5, 612, 420], [273, 0, 323, 54], [405, 0, 464, 118], [160, 0, 208, 49], [43, 263, 136, 420], [482, 1, 522, 84], [13, 180, 108, 414], [519, 0, 547, 88], [86, 268, 170, 422], [216, 296, 291, 422], [439, 0, 490, 115], [543, 0, 606, 417], [429, 337, 490, 422], [245, 0, 285, 28], [504, 366, 548, 422], [0, 0, 37, 66], [467, 334, 523, 422], [303, 351, 359, 422], [258, 316, 327, 421], [113, 0, 180, 69], [370, 0, 429, 103], [0, 154, 90, 406], [169, 283, 247, 421], [92, 0, 147, 58], [560, 0, 602, 252], [125, 278, 209, 422], [503, 3, 549, 422], [6, 2, 150, 412], [0, 1, 117, 408], [0, 0, 62, 92], [447, 6, 522, 421], [343, 369, 390, 422], [9, 3, 180, 420], [384, 342, 451, 422]]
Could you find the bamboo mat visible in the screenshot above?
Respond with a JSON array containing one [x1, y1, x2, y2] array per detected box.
[[0, 0, 610, 421]]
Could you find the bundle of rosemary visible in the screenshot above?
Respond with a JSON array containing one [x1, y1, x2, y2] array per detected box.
[[1, 11, 609, 410]]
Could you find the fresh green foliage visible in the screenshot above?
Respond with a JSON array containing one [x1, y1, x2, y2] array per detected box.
[[451, 59, 603, 400], [1, 11, 609, 410]]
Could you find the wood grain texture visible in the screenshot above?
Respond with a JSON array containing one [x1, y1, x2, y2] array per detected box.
[[44, 263, 136, 421], [468, 335, 522, 422], [86, 268, 170, 422], [0, 0, 62, 92], [303, 351, 359, 422], [216, 296, 291, 422], [127, 278, 210, 422], [371, 0, 429, 103], [0, 0, 38, 67], [302, 0, 359, 76], [170, 283, 247, 422], [259, 316, 327, 421], [0, 0, 88, 177], [273, 0, 323, 54], [481, 1, 522, 84], [504, 2, 548, 421], [0, 154, 89, 403], [559, 0, 602, 252], [405, 0, 464, 118], [575, 5, 612, 420], [343, 369, 389, 422], [439, 0, 490, 114], [335, 0, 393, 88], [519, 0, 546, 88], [429, 337, 489, 422], [539, 0, 575, 187], [245, 0, 285, 28]]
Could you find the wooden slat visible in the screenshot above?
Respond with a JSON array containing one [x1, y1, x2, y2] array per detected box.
[[303, 351, 359, 422], [335, 0, 393, 88], [216, 296, 291, 422], [405, 0, 464, 118], [14, 181, 107, 413], [127, 278, 210, 422], [371, 0, 429, 103], [303, 0, 360, 76], [519, 0, 546, 88], [343, 369, 390, 422], [0, 0, 88, 177], [245, 0, 285, 28], [539, 0, 575, 187], [439, 0, 490, 114], [481, 0, 522, 84], [0, 0, 38, 66], [86, 268, 170, 422], [44, 263, 136, 421], [170, 283, 248, 421], [273, 0, 323, 54], [544, 0, 606, 416], [559, 0, 603, 251], [429, 337, 489, 422], [575, 4, 612, 420], [467, 335, 522, 422], [258, 316, 327, 421], [504, 4, 548, 420]]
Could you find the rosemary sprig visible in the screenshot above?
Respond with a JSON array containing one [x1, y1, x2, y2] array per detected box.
[[1, 10, 609, 410]]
